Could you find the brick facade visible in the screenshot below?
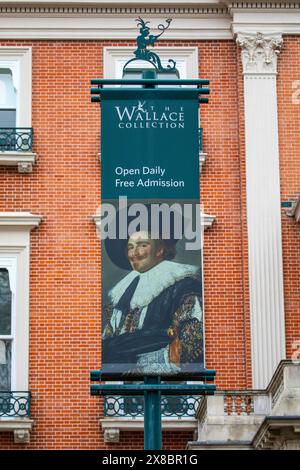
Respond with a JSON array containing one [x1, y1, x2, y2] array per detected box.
[[277, 36, 300, 360], [0, 34, 299, 449]]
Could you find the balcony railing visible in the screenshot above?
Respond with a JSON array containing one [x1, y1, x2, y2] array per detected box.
[[104, 395, 201, 418], [0, 128, 33, 152], [0, 391, 31, 418]]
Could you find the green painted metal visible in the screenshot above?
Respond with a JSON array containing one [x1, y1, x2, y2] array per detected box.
[[144, 376, 162, 450], [91, 78, 209, 86], [0, 127, 33, 152], [90, 57, 214, 449], [104, 395, 201, 418], [0, 391, 31, 417], [281, 201, 293, 208], [91, 87, 209, 95], [90, 369, 216, 382], [90, 370, 101, 381], [91, 96, 100, 103], [123, 17, 175, 74], [90, 383, 216, 396]]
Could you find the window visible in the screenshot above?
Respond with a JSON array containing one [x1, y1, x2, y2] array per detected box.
[[0, 259, 16, 391], [0, 68, 17, 151], [0, 68, 17, 128], [0, 213, 42, 392], [0, 47, 31, 128], [0, 215, 41, 442], [0, 47, 35, 171]]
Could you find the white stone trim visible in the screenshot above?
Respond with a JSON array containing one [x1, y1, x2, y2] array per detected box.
[[0, 0, 222, 7], [0, 47, 32, 128], [201, 213, 215, 230], [101, 416, 197, 433], [237, 32, 285, 389], [3, 2, 300, 39], [104, 46, 199, 80], [0, 7, 231, 40], [199, 151, 207, 172], [0, 151, 36, 173], [231, 6, 300, 35], [0, 418, 34, 443], [0, 213, 42, 390], [0, 212, 42, 227]]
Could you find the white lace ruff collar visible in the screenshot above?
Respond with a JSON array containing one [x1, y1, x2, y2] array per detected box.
[[109, 260, 200, 309]]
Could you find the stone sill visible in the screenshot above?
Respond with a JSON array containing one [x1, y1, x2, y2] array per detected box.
[[0, 418, 34, 443], [204, 415, 265, 426], [0, 151, 37, 173], [188, 440, 253, 450], [101, 417, 197, 443]]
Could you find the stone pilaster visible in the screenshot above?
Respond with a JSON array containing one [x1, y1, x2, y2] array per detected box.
[[236, 32, 286, 389]]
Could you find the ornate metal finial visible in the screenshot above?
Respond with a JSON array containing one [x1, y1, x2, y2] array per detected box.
[[123, 18, 177, 73]]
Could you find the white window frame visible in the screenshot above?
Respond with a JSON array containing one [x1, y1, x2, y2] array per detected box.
[[0, 47, 32, 128], [0, 213, 42, 392], [0, 47, 35, 172], [0, 256, 17, 391], [104, 46, 198, 81]]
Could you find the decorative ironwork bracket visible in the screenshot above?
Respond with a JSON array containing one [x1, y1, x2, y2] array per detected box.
[[123, 17, 177, 73]]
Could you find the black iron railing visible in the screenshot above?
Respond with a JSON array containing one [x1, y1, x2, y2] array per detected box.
[[104, 395, 201, 418], [0, 391, 31, 418], [0, 128, 33, 152]]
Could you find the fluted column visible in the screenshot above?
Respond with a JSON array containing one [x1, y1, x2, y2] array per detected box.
[[237, 32, 286, 388]]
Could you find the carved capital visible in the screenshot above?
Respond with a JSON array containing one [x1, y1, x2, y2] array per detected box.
[[237, 32, 283, 74]]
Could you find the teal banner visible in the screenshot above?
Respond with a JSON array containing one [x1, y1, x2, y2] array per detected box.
[[101, 89, 200, 200], [101, 88, 203, 377]]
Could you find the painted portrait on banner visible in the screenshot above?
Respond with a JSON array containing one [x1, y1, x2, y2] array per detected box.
[[101, 203, 204, 376], [100, 87, 203, 376]]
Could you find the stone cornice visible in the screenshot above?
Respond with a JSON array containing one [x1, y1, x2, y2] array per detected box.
[[0, 7, 228, 15], [228, 2, 300, 10], [0, 212, 43, 228], [2, 1, 300, 39]]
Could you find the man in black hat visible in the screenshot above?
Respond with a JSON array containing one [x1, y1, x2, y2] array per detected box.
[[102, 225, 203, 375]]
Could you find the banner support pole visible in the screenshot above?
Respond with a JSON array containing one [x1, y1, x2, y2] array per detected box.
[[144, 376, 162, 450]]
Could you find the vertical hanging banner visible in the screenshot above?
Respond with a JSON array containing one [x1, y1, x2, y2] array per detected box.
[[99, 86, 206, 377], [101, 89, 200, 200]]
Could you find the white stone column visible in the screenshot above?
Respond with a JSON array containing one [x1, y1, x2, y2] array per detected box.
[[236, 32, 286, 389]]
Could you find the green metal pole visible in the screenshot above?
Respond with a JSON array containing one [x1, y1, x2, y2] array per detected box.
[[144, 376, 162, 450]]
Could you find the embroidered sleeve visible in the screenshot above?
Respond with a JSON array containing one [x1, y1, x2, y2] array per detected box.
[[102, 303, 116, 338], [168, 295, 203, 364]]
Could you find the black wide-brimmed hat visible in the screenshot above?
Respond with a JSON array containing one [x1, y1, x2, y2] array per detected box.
[[104, 203, 184, 271]]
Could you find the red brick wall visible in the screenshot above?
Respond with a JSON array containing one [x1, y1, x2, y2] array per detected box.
[[277, 36, 300, 360], [0, 38, 253, 449]]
